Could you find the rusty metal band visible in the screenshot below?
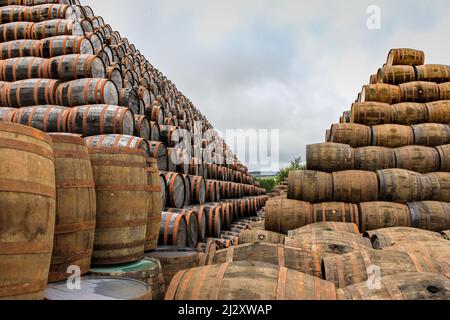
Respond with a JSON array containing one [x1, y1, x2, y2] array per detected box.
[[53, 150, 90, 160], [96, 218, 147, 229], [49, 133, 85, 146], [147, 216, 162, 223], [212, 262, 230, 300], [0, 122, 53, 145], [90, 159, 147, 168], [145, 185, 162, 192], [95, 184, 148, 192], [0, 241, 53, 255], [0, 137, 53, 160], [0, 178, 56, 198], [0, 280, 47, 298], [277, 245, 285, 268], [89, 147, 145, 156], [54, 220, 96, 234], [164, 270, 186, 300], [93, 239, 146, 251], [50, 249, 93, 265], [276, 266, 288, 300], [176, 268, 196, 300], [56, 179, 95, 189]]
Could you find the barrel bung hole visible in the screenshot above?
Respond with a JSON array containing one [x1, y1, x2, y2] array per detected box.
[[427, 286, 441, 294]]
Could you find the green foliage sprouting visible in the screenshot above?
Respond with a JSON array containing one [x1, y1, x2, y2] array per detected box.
[[256, 157, 305, 192]]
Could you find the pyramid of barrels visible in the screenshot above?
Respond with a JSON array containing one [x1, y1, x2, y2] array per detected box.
[[0, 0, 266, 301]]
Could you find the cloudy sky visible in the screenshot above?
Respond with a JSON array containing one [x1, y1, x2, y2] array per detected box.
[[84, 0, 450, 172]]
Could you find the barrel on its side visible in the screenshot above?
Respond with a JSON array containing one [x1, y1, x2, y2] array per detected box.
[[265, 198, 312, 234], [359, 202, 411, 233], [306, 143, 354, 172], [288, 170, 333, 203]]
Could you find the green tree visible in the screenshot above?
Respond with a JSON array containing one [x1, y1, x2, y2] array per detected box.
[[276, 157, 304, 183]]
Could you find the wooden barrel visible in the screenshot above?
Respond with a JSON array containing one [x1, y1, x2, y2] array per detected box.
[[424, 172, 450, 202], [164, 172, 185, 209], [0, 5, 76, 23], [145, 157, 162, 252], [204, 204, 222, 237], [360, 84, 401, 104], [0, 107, 16, 122], [0, 39, 42, 59], [441, 231, 450, 240], [106, 65, 123, 91], [285, 231, 372, 259], [377, 65, 416, 85], [85, 134, 150, 158], [323, 250, 450, 289], [13, 105, 69, 132], [119, 88, 140, 115], [0, 57, 48, 81], [147, 247, 199, 288], [399, 81, 440, 103], [148, 141, 167, 171], [160, 173, 167, 209], [354, 146, 396, 171], [437, 145, 450, 171], [238, 229, 285, 245], [145, 104, 164, 125], [150, 121, 160, 141], [377, 169, 428, 203], [391, 102, 429, 125], [189, 206, 208, 243], [47, 134, 96, 283], [220, 202, 232, 230], [412, 123, 450, 147], [89, 148, 148, 265], [311, 202, 360, 226], [165, 261, 336, 300], [306, 143, 354, 172], [0, 122, 55, 300], [415, 64, 450, 83], [205, 180, 217, 202], [439, 82, 450, 100], [170, 209, 199, 249], [2, 79, 60, 108], [350, 102, 391, 125], [408, 201, 450, 232], [372, 124, 414, 148], [40, 35, 94, 58], [359, 202, 411, 233], [0, 22, 34, 42], [264, 198, 312, 234], [332, 170, 378, 203], [386, 48, 425, 66], [288, 222, 360, 237], [159, 212, 188, 248], [329, 123, 371, 147], [337, 272, 450, 300], [287, 170, 333, 203], [383, 241, 450, 262], [55, 78, 118, 107], [134, 115, 150, 139], [67, 105, 134, 136], [45, 276, 152, 300], [47, 54, 105, 81], [395, 146, 440, 173], [426, 101, 450, 124], [31, 19, 86, 40], [181, 174, 191, 206], [190, 175, 206, 205], [366, 227, 446, 249]]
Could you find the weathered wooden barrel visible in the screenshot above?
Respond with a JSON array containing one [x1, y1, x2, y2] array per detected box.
[[106, 65, 123, 90], [150, 121, 160, 141], [424, 172, 450, 202], [160, 173, 168, 209], [426, 101, 450, 124], [204, 204, 222, 237], [159, 212, 188, 248], [399, 81, 440, 103], [329, 123, 371, 147], [265, 198, 313, 234], [31, 19, 86, 40], [188, 206, 208, 243], [164, 172, 185, 209], [436, 145, 450, 171], [439, 82, 450, 100], [67, 105, 134, 136], [148, 141, 167, 171], [408, 201, 450, 232], [147, 247, 199, 288], [386, 48, 425, 66], [239, 229, 285, 245], [332, 170, 378, 203], [2, 79, 60, 108], [190, 175, 206, 205], [359, 202, 411, 233], [287, 170, 333, 203], [166, 147, 177, 172], [0, 39, 42, 59], [0, 57, 48, 81], [0, 107, 16, 122], [45, 276, 152, 300], [165, 261, 337, 300], [377, 65, 416, 85], [415, 64, 450, 83], [40, 35, 94, 58], [0, 122, 56, 300], [89, 147, 148, 265], [220, 202, 232, 230], [354, 146, 396, 171], [350, 102, 391, 125], [372, 124, 414, 148], [85, 135, 150, 158], [55, 78, 118, 107], [311, 202, 360, 226], [119, 88, 140, 115], [306, 143, 354, 172], [365, 227, 446, 249], [46, 54, 105, 81], [391, 102, 429, 125], [383, 241, 450, 262], [205, 180, 218, 202], [145, 157, 162, 252], [167, 209, 198, 249], [395, 146, 440, 173], [47, 133, 96, 283], [377, 169, 428, 203], [412, 123, 450, 147], [360, 84, 401, 104], [13, 105, 69, 132], [0, 21, 34, 42], [337, 273, 450, 300], [289, 222, 360, 237], [89, 257, 165, 300], [29, 4, 79, 22], [323, 250, 450, 289], [145, 104, 164, 125], [134, 115, 150, 139]]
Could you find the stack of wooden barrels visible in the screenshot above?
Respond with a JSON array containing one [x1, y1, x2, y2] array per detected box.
[[268, 178, 288, 198], [0, 1, 266, 301]]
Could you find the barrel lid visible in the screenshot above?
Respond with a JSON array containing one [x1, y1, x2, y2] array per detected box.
[[44, 277, 150, 300], [90, 259, 158, 274], [148, 246, 197, 257], [0, 122, 53, 145]]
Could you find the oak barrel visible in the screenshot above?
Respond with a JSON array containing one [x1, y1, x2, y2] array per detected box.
[[407, 201, 450, 232], [190, 175, 206, 205], [424, 172, 450, 202], [332, 170, 378, 203], [426, 101, 450, 124], [354, 146, 396, 171], [2, 79, 60, 108], [360, 84, 401, 104], [306, 142, 354, 172], [311, 202, 360, 226], [265, 198, 312, 234], [0, 39, 42, 59], [85, 135, 150, 158], [0, 57, 48, 81], [366, 227, 446, 249], [412, 123, 450, 147], [158, 212, 188, 248], [145, 157, 163, 252], [164, 172, 185, 209], [134, 115, 150, 140], [238, 229, 285, 245], [377, 169, 428, 203], [383, 241, 450, 261], [372, 124, 414, 148], [329, 123, 371, 147], [47, 54, 105, 81], [13, 105, 69, 132], [289, 222, 360, 237], [204, 204, 223, 237], [395, 146, 440, 173], [55, 78, 118, 107], [377, 65, 415, 85], [149, 141, 167, 171], [386, 48, 425, 66], [287, 170, 333, 203], [415, 64, 450, 83], [350, 102, 391, 125], [359, 202, 411, 233], [399, 81, 440, 103], [391, 102, 429, 125], [0, 107, 16, 122]]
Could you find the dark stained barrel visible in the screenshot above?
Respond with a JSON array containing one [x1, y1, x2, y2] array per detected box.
[[164, 172, 186, 209], [13, 105, 69, 132], [0, 57, 48, 81], [377, 169, 429, 203], [106, 65, 123, 90], [84, 135, 150, 158], [47, 54, 105, 81], [424, 172, 450, 202], [149, 141, 167, 171], [412, 123, 450, 147], [67, 105, 134, 136], [359, 202, 411, 233], [150, 121, 160, 141], [160, 173, 168, 209], [119, 88, 140, 115], [354, 146, 396, 171], [399, 81, 440, 103], [408, 201, 450, 232], [360, 84, 401, 104], [134, 115, 150, 140], [329, 123, 371, 147], [31, 19, 86, 39], [0, 39, 42, 59], [181, 174, 191, 207], [40, 35, 94, 58], [265, 198, 312, 234], [372, 124, 414, 148], [145, 104, 164, 125], [158, 212, 188, 248], [166, 209, 198, 249], [145, 157, 163, 252], [190, 175, 206, 205], [395, 146, 440, 173], [306, 143, 354, 172], [205, 180, 218, 202], [2, 79, 60, 108], [204, 204, 222, 238], [332, 170, 379, 203], [311, 203, 360, 227], [0, 107, 16, 122], [55, 78, 118, 107], [0, 22, 34, 42]]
